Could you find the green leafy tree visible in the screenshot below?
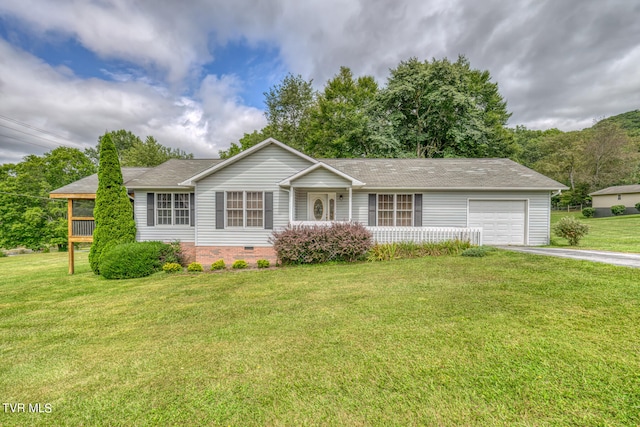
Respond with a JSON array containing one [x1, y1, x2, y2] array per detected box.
[[0, 148, 95, 250], [85, 130, 142, 165], [121, 136, 193, 167], [379, 56, 512, 158], [264, 73, 315, 150], [89, 133, 137, 274], [219, 129, 272, 159], [307, 67, 400, 158]]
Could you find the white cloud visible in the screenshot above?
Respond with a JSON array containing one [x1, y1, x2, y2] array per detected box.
[[0, 38, 265, 163]]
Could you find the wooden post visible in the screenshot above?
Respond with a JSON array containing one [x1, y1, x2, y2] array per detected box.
[[67, 198, 74, 275]]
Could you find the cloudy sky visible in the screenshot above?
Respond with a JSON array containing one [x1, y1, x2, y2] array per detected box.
[[0, 0, 638, 165]]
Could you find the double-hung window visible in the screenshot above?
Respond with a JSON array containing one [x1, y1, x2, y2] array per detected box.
[[377, 194, 413, 226], [226, 191, 264, 228], [156, 193, 190, 226]]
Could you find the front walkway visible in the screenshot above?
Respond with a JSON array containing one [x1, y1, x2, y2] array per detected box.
[[495, 246, 640, 269]]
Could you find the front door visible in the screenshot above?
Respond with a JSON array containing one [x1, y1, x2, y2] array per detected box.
[[308, 193, 335, 221]]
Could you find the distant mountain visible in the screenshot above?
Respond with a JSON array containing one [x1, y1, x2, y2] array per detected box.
[[597, 110, 640, 138]]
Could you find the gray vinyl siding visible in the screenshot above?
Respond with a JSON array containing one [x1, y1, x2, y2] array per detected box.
[[196, 144, 313, 246], [293, 189, 351, 221], [350, 190, 552, 245], [291, 168, 351, 188], [134, 190, 195, 242]]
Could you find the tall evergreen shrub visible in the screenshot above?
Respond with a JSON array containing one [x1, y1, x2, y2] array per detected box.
[[89, 133, 137, 274]]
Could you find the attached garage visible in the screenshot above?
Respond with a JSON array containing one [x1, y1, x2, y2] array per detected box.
[[468, 200, 527, 245]]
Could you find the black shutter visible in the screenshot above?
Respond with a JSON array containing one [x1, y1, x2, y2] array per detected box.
[[264, 192, 273, 229], [215, 192, 225, 229], [414, 194, 423, 227], [147, 193, 155, 226], [368, 194, 377, 226], [190, 193, 195, 227]]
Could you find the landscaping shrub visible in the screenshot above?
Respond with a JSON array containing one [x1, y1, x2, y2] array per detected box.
[[553, 216, 589, 246], [167, 240, 185, 265], [232, 260, 248, 269], [367, 243, 399, 261], [187, 262, 203, 272], [368, 240, 472, 261], [257, 259, 270, 268], [611, 205, 626, 216], [270, 222, 373, 265], [461, 247, 488, 257], [636, 202, 640, 212], [582, 207, 595, 218], [210, 259, 226, 270], [162, 262, 183, 273], [99, 241, 174, 279], [89, 132, 137, 274], [0, 250, 7, 258]]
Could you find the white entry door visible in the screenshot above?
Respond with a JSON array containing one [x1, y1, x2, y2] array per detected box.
[[468, 200, 527, 245], [308, 193, 336, 221]]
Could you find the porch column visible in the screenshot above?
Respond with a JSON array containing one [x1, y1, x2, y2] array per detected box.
[[348, 187, 352, 222], [67, 198, 74, 275], [289, 187, 295, 223]]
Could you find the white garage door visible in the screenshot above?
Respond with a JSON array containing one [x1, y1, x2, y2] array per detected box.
[[468, 200, 526, 245]]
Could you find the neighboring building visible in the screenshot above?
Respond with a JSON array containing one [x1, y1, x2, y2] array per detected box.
[[51, 138, 567, 272], [589, 185, 640, 217]]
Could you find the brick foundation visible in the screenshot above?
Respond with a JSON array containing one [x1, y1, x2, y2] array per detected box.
[[178, 242, 196, 264], [195, 245, 277, 269]]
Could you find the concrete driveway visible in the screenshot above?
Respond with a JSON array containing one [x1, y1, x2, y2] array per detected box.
[[495, 246, 640, 269]]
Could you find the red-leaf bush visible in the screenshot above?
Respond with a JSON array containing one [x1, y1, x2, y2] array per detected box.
[[270, 222, 373, 265]]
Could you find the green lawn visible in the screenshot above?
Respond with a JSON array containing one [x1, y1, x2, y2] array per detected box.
[[1, 252, 639, 426], [550, 211, 640, 252]]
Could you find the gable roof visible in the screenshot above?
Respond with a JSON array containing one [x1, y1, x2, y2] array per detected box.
[[50, 167, 151, 197], [279, 161, 365, 187], [589, 184, 640, 196], [179, 138, 317, 185], [323, 158, 568, 190]]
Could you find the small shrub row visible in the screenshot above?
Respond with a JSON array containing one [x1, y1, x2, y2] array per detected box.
[[162, 262, 183, 273], [211, 259, 225, 270], [99, 241, 180, 279], [611, 205, 626, 216], [270, 222, 373, 265], [187, 262, 203, 272], [232, 260, 248, 269], [367, 240, 472, 261], [257, 259, 270, 268], [553, 216, 589, 246], [636, 202, 640, 211]]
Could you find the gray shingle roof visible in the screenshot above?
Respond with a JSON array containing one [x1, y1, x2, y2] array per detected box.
[[50, 159, 221, 195], [323, 158, 567, 190], [51, 155, 566, 196], [590, 184, 640, 196], [125, 159, 221, 188], [50, 167, 151, 195]]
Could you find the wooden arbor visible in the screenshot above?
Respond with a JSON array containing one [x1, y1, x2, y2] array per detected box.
[[49, 193, 96, 274]]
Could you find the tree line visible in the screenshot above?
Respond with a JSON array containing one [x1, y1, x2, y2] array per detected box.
[[0, 130, 192, 251]]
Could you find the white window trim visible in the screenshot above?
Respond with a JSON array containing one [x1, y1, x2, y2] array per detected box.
[[156, 192, 190, 226], [225, 191, 265, 229], [377, 194, 414, 227]]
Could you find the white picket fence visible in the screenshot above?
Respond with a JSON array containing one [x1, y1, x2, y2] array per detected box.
[[366, 226, 483, 245]]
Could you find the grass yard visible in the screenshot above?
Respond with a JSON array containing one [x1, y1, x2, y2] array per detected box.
[[1, 251, 639, 426], [550, 211, 640, 252]]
